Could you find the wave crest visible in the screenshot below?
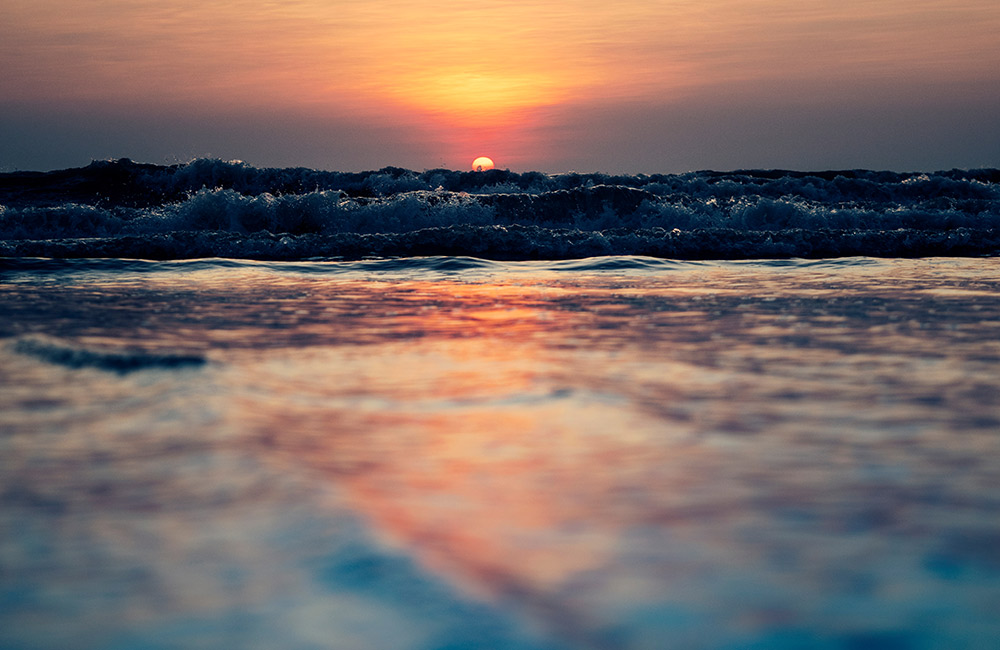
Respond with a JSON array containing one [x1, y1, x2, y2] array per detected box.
[[2, 158, 998, 259]]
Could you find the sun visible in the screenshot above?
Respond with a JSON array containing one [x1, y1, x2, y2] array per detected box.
[[472, 156, 495, 171]]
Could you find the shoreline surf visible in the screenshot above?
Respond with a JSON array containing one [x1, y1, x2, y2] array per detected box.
[[2, 158, 997, 261]]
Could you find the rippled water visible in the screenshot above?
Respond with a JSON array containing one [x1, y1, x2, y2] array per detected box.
[[2, 256, 999, 649]]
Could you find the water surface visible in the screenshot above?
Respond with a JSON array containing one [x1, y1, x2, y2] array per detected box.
[[2, 256, 999, 649]]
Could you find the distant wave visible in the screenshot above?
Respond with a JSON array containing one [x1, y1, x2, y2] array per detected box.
[[2, 158, 998, 260]]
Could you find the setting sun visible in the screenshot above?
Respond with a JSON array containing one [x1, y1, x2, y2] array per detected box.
[[472, 156, 495, 171]]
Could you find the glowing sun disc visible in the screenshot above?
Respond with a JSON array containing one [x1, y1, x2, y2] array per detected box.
[[472, 156, 495, 171]]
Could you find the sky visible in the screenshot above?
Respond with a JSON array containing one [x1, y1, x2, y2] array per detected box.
[[2, 0, 999, 173]]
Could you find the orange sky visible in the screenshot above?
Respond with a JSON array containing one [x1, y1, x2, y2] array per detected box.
[[2, 0, 999, 171]]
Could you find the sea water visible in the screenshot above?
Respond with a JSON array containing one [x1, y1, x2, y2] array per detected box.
[[2, 160, 999, 260], [2, 255, 999, 650]]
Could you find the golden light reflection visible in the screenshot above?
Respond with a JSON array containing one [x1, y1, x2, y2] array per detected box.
[[9, 263, 1000, 643], [230, 277, 714, 600], [107, 263, 997, 618]]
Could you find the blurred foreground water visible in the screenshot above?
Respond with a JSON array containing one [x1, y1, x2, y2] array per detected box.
[[1, 256, 999, 650]]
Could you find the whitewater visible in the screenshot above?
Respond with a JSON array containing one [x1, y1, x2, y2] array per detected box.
[[2, 160, 999, 650], [2, 158, 999, 259]]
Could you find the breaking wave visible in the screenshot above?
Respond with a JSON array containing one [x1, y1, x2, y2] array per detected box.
[[1, 158, 998, 259]]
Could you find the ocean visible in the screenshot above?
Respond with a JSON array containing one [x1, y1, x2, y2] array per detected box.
[[2, 160, 999, 649]]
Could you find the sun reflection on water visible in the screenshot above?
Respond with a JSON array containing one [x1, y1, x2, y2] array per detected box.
[[3, 260, 1000, 648]]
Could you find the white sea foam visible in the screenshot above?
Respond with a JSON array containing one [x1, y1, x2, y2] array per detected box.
[[1, 158, 997, 259]]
